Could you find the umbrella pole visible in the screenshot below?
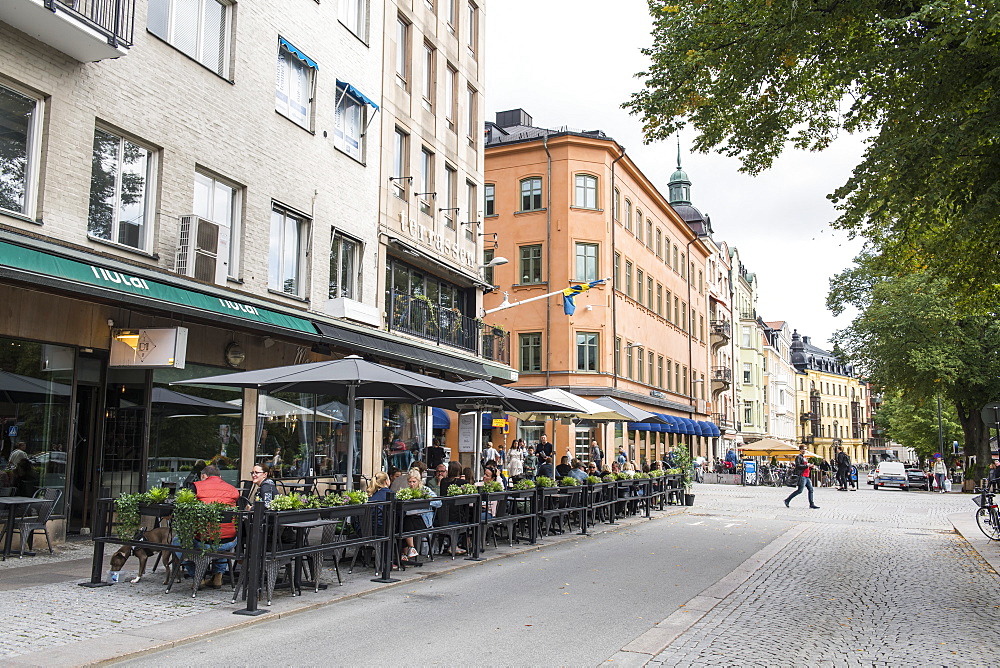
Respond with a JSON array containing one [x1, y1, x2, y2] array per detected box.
[[346, 384, 357, 492]]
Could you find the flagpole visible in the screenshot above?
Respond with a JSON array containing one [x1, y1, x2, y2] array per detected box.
[[484, 277, 611, 314]]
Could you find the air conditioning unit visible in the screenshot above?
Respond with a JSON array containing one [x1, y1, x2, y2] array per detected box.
[[175, 215, 230, 286]]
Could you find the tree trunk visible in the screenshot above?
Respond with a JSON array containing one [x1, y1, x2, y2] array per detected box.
[[956, 400, 990, 481]]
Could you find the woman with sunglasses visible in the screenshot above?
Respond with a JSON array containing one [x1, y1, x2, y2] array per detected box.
[[244, 463, 278, 509]]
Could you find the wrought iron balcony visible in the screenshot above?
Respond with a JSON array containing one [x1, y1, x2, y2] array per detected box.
[[710, 366, 732, 394], [711, 412, 734, 430], [386, 291, 509, 364], [1, 0, 135, 61], [709, 320, 731, 350]]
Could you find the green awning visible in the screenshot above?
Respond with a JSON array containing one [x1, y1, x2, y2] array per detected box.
[[0, 240, 316, 334]]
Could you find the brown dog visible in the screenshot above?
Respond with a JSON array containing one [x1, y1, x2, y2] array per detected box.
[[109, 526, 176, 584]]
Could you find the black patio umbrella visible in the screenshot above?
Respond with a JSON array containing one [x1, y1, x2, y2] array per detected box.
[[176, 356, 492, 489], [430, 379, 578, 414], [590, 396, 670, 424], [150, 387, 240, 416]]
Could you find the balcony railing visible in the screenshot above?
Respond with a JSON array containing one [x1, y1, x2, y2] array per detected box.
[[711, 412, 734, 430], [386, 291, 510, 365], [0, 0, 136, 61], [709, 320, 732, 348], [711, 366, 733, 383]]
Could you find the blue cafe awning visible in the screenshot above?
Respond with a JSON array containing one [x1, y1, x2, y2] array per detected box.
[[627, 422, 651, 432], [279, 37, 319, 69], [336, 79, 380, 110], [700, 421, 721, 437], [654, 414, 680, 434], [676, 418, 697, 435], [432, 407, 450, 430]]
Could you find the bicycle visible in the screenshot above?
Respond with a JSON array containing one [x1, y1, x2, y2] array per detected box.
[[973, 487, 1000, 540]]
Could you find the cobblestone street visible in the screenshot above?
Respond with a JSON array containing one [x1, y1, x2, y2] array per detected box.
[[643, 484, 1000, 667]]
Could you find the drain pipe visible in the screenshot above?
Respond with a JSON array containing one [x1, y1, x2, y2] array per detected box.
[[544, 134, 552, 390], [610, 143, 626, 390]]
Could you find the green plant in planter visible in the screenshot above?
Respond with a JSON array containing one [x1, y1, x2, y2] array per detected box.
[[343, 490, 368, 505], [446, 483, 479, 496], [534, 476, 556, 488], [268, 493, 307, 511], [615, 472, 633, 481], [396, 487, 430, 501], [179, 465, 192, 472], [634, 472, 650, 479], [318, 493, 345, 507], [560, 476, 580, 487], [172, 501, 226, 551], [146, 487, 172, 503], [114, 492, 146, 540], [513, 478, 536, 490], [672, 445, 693, 491], [601, 474, 615, 483], [175, 488, 198, 505], [650, 469, 664, 478], [481, 481, 503, 493], [665, 468, 682, 475], [585, 475, 602, 484]]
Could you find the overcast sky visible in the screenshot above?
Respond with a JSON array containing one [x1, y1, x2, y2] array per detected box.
[[485, 1, 866, 350]]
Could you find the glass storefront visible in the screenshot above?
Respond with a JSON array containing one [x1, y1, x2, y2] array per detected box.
[[254, 391, 359, 478], [382, 402, 427, 471], [0, 338, 74, 511]]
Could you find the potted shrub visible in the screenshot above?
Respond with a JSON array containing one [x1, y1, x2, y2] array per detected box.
[[673, 445, 695, 505]]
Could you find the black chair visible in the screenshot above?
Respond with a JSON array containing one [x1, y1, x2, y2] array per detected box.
[[14, 490, 61, 557]]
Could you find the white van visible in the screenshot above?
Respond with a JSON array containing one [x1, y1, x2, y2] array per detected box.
[[873, 461, 909, 490]]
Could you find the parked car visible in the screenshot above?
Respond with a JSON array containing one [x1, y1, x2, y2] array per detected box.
[[904, 465, 932, 491], [873, 461, 909, 490], [867, 468, 876, 485]]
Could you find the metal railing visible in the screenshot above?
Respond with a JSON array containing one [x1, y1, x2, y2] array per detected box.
[[47, 0, 136, 46], [386, 291, 510, 363], [711, 366, 733, 383]]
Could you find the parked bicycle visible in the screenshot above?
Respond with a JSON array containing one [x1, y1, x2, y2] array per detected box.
[[973, 487, 1000, 540]]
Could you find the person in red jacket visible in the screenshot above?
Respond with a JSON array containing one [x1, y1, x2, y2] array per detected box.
[[177, 464, 240, 588]]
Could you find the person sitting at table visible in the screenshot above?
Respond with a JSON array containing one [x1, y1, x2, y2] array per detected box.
[[567, 459, 588, 483], [401, 470, 440, 561], [555, 455, 572, 479], [367, 471, 391, 501], [438, 461, 468, 555], [478, 466, 505, 520], [6, 441, 28, 471], [174, 464, 239, 589], [182, 460, 206, 491], [243, 464, 278, 509], [427, 463, 447, 495], [586, 461, 600, 478], [388, 466, 407, 492], [462, 466, 475, 483], [536, 456, 554, 479]]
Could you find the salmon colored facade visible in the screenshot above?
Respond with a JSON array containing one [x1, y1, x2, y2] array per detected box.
[[476, 111, 718, 466]]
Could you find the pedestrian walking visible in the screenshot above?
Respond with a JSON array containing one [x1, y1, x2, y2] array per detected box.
[[932, 455, 948, 493], [835, 446, 851, 491], [784, 445, 820, 509]]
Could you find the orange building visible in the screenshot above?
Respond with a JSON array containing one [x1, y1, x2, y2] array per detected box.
[[480, 110, 719, 466]]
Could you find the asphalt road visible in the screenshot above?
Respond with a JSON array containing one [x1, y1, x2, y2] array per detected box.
[[114, 512, 789, 666]]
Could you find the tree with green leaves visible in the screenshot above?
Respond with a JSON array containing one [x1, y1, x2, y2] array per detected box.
[[874, 390, 963, 464], [829, 262, 1000, 479], [626, 0, 1000, 302]]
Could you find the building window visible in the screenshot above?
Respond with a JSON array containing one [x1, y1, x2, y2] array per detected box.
[[635, 211, 643, 244], [647, 277, 654, 310], [665, 289, 672, 321], [656, 228, 662, 258], [275, 39, 315, 128], [0, 83, 41, 217], [646, 220, 653, 248], [396, 16, 409, 89], [269, 204, 308, 297], [465, 181, 477, 239], [635, 269, 644, 305], [574, 174, 598, 209], [648, 351, 655, 385], [484, 183, 495, 216], [614, 337, 622, 375], [519, 332, 542, 372], [338, 0, 367, 39], [614, 252, 621, 290], [329, 230, 360, 299], [148, 0, 231, 77], [519, 244, 542, 283], [657, 356, 664, 388], [334, 85, 367, 161], [577, 333, 599, 372], [743, 362, 752, 384], [576, 242, 598, 281], [672, 360, 679, 391], [624, 200, 633, 232], [445, 0, 457, 29], [466, 87, 477, 147], [698, 269, 704, 294], [444, 65, 457, 130], [392, 128, 408, 199], [636, 347, 644, 382], [744, 400, 753, 425], [419, 148, 434, 215], [483, 248, 495, 285], [444, 165, 457, 228], [88, 127, 156, 251], [742, 326, 751, 347], [520, 177, 543, 211], [466, 2, 478, 56], [613, 188, 620, 221], [674, 296, 680, 324], [626, 345, 633, 379], [672, 245, 678, 269], [422, 42, 436, 110], [193, 171, 239, 276], [683, 365, 688, 395], [625, 260, 633, 297], [656, 284, 663, 316]]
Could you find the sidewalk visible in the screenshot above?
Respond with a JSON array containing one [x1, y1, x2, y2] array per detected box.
[[0, 507, 683, 667], [948, 507, 1000, 574]]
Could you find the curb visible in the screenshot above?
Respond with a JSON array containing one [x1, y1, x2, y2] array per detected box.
[[948, 510, 1000, 574]]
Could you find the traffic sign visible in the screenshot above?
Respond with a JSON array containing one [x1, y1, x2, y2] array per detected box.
[[981, 403, 1000, 426]]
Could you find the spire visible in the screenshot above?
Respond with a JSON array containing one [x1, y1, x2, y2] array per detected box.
[[668, 135, 691, 205]]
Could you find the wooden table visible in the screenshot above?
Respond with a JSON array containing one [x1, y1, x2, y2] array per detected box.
[[0, 496, 43, 560]]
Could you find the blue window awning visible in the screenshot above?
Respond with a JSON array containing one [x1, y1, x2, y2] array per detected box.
[[627, 422, 651, 432], [675, 418, 697, 435], [432, 407, 450, 430], [336, 79, 379, 110], [279, 37, 318, 70], [654, 414, 680, 434], [701, 421, 721, 437]]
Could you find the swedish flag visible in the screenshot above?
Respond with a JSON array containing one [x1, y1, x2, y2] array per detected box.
[[562, 279, 606, 315]]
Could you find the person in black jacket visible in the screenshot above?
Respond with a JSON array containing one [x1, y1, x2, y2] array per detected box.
[[784, 446, 819, 509], [835, 447, 851, 491]]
